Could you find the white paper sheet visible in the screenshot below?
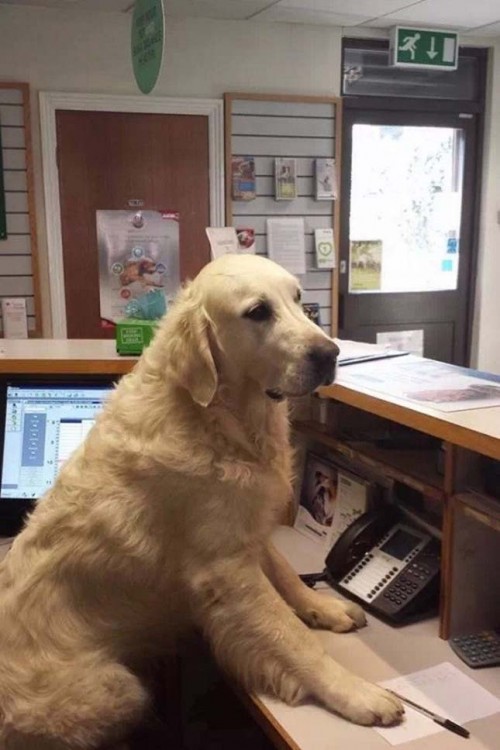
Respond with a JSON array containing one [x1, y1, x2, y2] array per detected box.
[[335, 338, 408, 365], [374, 662, 500, 745], [376, 330, 424, 357], [205, 227, 238, 258], [267, 218, 306, 275]]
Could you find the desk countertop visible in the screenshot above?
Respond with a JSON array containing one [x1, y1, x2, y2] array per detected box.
[[1, 339, 499, 458], [0, 339, 135, 374], [255, 526, 500, 750]]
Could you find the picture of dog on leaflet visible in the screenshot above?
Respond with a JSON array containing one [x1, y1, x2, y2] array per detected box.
[[294, 454, 339, 547]]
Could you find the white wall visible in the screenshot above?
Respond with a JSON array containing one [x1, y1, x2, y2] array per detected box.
[[0, 6, 498, 371], [0, 6, 342, 334], [0, 7, 342, 98], [472, 42, 500, 373]]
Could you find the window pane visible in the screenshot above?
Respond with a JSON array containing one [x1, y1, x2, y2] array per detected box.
[[349, 124, 463, 294]]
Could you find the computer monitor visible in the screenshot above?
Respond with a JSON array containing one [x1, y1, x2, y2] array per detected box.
[[0, 375, 117, 534]]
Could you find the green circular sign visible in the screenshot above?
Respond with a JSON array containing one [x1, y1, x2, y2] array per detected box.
[[131, 0, 164, 94]]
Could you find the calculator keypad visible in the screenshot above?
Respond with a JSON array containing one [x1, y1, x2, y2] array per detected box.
[[450, 629, 500, 669]]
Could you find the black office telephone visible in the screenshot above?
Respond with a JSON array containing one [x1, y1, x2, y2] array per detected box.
[[324, 505, 441, 625]]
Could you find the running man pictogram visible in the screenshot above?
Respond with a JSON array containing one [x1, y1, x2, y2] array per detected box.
[[398, 32, 421, 60]]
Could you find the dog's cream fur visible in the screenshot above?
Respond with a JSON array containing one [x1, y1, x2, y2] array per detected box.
[[0, 255, 403, 749]]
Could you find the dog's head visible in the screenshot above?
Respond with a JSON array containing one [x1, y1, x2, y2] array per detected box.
[[167, 254, 339, 407]]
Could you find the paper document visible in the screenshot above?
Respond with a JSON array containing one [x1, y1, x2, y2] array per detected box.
[[376, 330, 424, 357], [338, 355, 500, 412], [205, 227, 238, 259], [335, 338, 409, 366], [374, 662, 500, 745], [267, 218, 306, 275]]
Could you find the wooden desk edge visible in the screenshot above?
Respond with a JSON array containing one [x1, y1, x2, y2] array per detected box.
[[232, 685, 302, 750], [0, 359, 137, 375], [1, 358, 499, 461], [320, 384, 500, 462]]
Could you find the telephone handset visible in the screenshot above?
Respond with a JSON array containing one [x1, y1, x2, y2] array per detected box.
[[325, 505, 441, 625]]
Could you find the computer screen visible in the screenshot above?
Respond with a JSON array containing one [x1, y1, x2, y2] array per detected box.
[[0, 382, 114, 501]]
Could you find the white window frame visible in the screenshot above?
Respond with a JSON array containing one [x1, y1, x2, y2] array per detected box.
[[39, 92, 224, 338]]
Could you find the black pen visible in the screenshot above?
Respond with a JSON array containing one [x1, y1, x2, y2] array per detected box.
[[390, 690, 470, 739]]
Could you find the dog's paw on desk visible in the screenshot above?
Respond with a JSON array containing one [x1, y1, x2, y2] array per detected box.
[[299, 593, 367, 632], [318, 667, 405, 727]]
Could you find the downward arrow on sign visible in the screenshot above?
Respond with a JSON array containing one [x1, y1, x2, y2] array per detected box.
[[427, 37, 438, 59]]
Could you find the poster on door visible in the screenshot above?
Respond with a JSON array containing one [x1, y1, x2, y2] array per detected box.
[[349, 239, 382, 292], [97, 210, 180, 327]]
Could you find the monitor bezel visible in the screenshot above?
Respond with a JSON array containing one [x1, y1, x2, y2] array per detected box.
[[0, 373, 119, 536]]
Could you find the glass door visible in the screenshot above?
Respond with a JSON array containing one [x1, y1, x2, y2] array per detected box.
[[339, 109, 477, 364]]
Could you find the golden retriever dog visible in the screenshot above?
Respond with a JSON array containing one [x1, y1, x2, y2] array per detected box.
[[0, 254, 403, 749]]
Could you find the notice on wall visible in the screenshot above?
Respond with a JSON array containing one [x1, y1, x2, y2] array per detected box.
[[377, 329, 424, 356], [97, 210, 180, 327], [267, 217, 306, 275]]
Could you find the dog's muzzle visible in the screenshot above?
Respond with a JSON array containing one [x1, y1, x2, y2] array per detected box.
[[265, 340, 339, 401], [308, 341, 339, 386]]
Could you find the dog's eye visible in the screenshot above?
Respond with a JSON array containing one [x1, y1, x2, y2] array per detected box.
[[244, 302, 273, 322], [295, 289, 302, 303]]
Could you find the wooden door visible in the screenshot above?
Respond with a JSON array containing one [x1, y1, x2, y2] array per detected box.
[[56, 110, 211, 338]]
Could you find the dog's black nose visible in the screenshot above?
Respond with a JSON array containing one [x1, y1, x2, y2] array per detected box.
[[308, 341, 339, 384]]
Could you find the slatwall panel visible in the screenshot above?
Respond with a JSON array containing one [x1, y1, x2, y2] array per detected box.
[[226, 96, 340, 335], [0, 85, 38, 333]]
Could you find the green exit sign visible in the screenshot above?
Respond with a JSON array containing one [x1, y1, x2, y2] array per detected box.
[[391, 27, 459, 70]]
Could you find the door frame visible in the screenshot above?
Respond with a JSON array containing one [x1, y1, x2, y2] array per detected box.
[[39, 91, 224, 338]]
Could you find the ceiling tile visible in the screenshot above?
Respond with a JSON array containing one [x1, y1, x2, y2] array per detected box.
[[0, 0, 275, 17], [462, 20, 500, 36], [0, 0, 131, 10], [255, 5, 371, 26], [277, 0, 413, 16], [161, 0, 276, 20], [366, 0, 500, 31]]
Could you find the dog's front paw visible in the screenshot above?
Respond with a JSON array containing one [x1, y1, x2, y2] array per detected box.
[[300, 594, 366, 632], [336, 677, 404, 726]]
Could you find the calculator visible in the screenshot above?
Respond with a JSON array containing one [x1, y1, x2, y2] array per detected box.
[[450, 628, 500, 668]]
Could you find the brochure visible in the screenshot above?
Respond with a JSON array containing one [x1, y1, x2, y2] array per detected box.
[[315, 158, 338, 200], [275, 157, 297, 201], [231, 156, 256, 201]]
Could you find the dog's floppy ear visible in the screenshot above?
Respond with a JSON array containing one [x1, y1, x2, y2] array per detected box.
[[168, 285, 218, 407]]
